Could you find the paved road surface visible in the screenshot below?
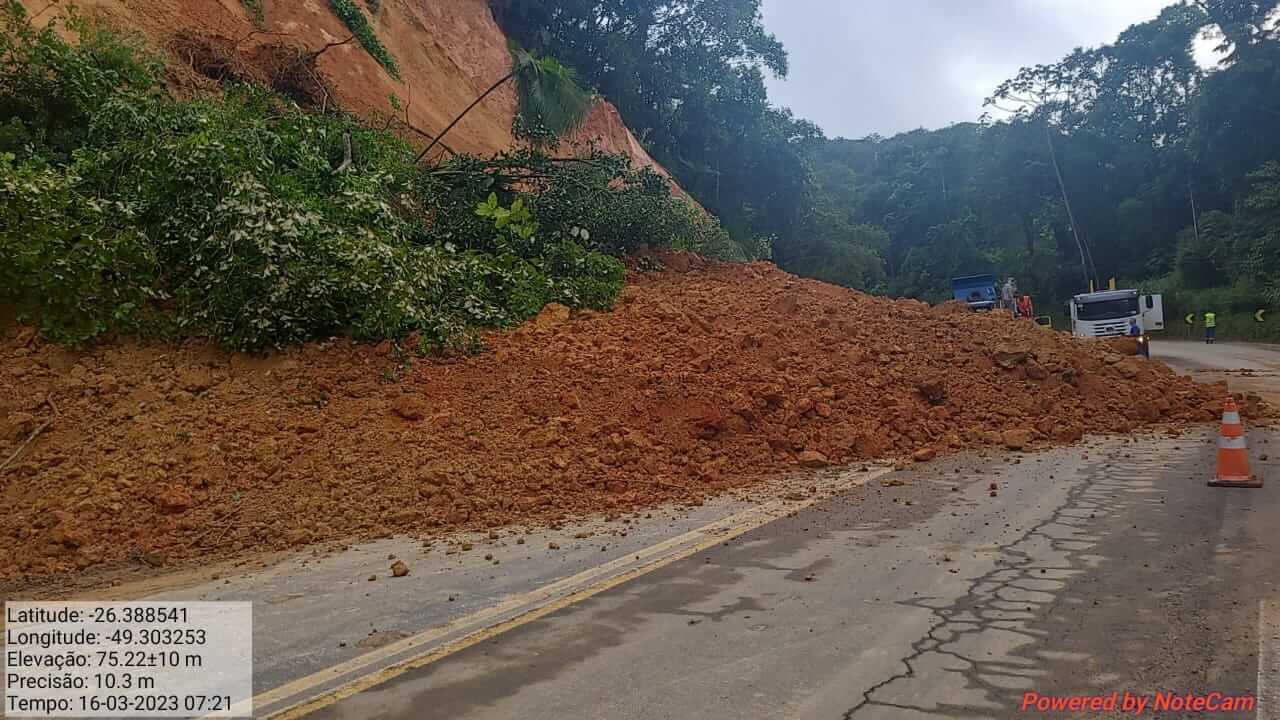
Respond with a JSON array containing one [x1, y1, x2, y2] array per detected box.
[[282, 342, 1280, 720], [131, 340, 1280, 719], [1157, 340, 1280, 403]]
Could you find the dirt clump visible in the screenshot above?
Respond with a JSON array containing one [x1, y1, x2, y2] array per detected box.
[[1000, 428, 1037, 451], [0, 261, 1234, 582], [917, 380, 947, 405], [797, 450, 831, 469]]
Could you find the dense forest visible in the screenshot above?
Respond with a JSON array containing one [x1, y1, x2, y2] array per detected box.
[[491, 0, 1280, 332]]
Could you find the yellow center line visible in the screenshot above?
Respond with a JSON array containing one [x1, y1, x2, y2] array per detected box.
[[257, 466, 892, 719]]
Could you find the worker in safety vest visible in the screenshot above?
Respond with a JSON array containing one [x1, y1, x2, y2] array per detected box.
[[1204, 311, 1217, 344]]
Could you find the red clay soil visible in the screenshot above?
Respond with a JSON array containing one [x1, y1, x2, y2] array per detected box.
[[0, 260, 1242, 582]]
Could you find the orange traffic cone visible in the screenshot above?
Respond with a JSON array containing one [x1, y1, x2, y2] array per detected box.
[[1209, 397, 1262, 488]]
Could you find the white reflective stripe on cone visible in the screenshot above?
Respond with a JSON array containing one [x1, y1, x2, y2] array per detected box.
[[1222, 411, 1241, 424], [1219, 436, 1249, 450]]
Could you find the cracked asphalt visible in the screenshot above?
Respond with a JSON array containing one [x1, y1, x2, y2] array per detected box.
[[300, 342, 1280, 719], [306, 423, 1279, 719]]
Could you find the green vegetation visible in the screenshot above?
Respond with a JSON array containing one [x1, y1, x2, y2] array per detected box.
[[240, 0, 263, 26], [329, 0, 399, 80], [0, 3, 722, 351], [421, 44, 593, 160], [491, 0, 808, 255], [491, 0, 1280, 338]]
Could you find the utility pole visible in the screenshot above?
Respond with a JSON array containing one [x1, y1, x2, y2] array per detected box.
[[1188, 178, 1201, 244], [1045, 121, 1094, 291]]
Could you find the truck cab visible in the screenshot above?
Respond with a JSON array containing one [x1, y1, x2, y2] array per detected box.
[[951, 274, 998, 311], [1069, 289, 1164, 338]]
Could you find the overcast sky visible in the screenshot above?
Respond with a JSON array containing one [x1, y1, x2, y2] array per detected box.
[[760, 0, 1182, 139]]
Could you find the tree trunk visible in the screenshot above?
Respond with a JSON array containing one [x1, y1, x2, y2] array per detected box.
[[416, 70, 515, 163], [1045, 122, 1093, 291], [1018, 209, 1036, 257]]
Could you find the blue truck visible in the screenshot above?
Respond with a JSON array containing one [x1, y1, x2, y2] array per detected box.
[[950, 274, 998, 311]]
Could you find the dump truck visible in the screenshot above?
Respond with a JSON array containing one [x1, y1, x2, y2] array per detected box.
[[1069, 289, 1164, 338], [950, 274, 998, 311]]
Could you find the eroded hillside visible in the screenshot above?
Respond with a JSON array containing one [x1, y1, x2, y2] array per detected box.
[[21, 0, 671, 172]]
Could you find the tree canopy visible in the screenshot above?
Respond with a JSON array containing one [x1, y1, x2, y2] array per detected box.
[[490, 0, 815, 248], [491, 0, 1280, 323]]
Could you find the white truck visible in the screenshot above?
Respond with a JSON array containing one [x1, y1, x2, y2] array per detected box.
[[1069, 289, 1164, 339]]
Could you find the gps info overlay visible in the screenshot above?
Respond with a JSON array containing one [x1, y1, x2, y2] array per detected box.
[[4, 602, 252, 717]]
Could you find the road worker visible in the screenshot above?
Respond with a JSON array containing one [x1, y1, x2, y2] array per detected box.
[[1002, 278, 1017, 315], [1017, 295, 1033, 319]]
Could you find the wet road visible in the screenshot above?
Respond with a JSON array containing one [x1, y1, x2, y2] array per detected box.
[[236, 343, 1280, 719], [1156, 340, 1280, 404], [301, 424, 1279, 719]]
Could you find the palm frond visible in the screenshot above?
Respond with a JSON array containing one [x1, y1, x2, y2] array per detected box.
[[510, 46, 594, 138]]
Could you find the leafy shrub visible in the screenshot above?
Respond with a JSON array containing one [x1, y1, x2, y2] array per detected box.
[[419, 149, 759, 262], [540, 238, 626, 308], [0, 155, 157, 344], [512, 112, 560, 148], [0, 4, 163, 160], [329, 0, 399, 79], [473, 193, 625, 313], [0, 5, 687, 351]]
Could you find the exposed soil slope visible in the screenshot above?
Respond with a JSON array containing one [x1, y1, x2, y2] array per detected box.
[[0, 261, 1237, 581], [20, 0, 672, 175]]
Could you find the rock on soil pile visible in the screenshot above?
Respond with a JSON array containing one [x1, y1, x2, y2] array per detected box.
[[0, 259, 1238, 581]]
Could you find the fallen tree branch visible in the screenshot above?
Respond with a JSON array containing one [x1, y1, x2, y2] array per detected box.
[[304, 62, 337, 114], [0, 395, 59, 475], [306, 35, 356, 63], [189, 507, 242, 548], [403, 123, 457, 157], [234, 29, 298, 47]]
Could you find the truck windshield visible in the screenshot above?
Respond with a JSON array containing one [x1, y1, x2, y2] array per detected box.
[[958, 287, 992, 300], [1076, 297, 1139, 321]]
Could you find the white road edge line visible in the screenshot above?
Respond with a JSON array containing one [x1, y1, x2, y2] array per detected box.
[[1259, 600, 1279, 720], [250, 465, 894, 717]]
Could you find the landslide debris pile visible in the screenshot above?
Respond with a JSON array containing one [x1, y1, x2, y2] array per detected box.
[[0, 260, 1233, 580]]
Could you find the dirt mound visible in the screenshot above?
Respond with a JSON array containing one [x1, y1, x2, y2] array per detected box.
[[0, 263, 1238, 582]]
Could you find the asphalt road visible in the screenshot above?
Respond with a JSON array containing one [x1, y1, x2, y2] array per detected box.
[[1156, 340, 1280, 404], [293, 341, 1280, 720]]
